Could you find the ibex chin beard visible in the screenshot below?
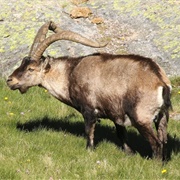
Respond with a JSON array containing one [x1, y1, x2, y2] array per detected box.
[[18, 86, 29, 94], [8, 84, 29, 94]]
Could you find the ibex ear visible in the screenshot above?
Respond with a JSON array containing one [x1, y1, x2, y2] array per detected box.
[[42, 57, 51, 73]]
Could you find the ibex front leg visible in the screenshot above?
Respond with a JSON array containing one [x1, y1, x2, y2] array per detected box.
[[85, 121, 96, 149], [83, 112, 97, 149]]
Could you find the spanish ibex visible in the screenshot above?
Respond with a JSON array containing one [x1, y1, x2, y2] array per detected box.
[[7, 21, 172, 160]]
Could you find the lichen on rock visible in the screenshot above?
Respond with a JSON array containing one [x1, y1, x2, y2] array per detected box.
[[1, 0, 180, 77]]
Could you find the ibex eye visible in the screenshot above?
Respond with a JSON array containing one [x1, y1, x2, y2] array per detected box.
[[28, 68, 34, 72]]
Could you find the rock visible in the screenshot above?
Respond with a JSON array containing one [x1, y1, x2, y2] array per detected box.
[[91, 17, 104, 24], [1, 0, 180, 77], [171, 113, 180, 121], [70, 7, 92, 18], [71, 0, 89, 5]]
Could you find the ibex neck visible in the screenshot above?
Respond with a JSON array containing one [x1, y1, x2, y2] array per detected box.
[[41, 58, 77, 106]]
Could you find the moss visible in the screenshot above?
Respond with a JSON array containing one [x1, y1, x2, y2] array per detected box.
[[113, 0, 141, 13], [25, 29, 36, 43], [49, 50, 58, 56], [0, 48, 5, 53], [0, 25, 7, 38]]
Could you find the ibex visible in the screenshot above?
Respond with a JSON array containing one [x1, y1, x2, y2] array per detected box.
[[7, 21, 172, 160]]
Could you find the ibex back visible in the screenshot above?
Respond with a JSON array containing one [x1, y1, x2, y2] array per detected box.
[[7, 21, 172, 161]]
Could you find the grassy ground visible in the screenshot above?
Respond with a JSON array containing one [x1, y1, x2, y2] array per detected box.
[[0, 78, 180, 179]]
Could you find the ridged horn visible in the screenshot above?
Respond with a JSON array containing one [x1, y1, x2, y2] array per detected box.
[[31, 26, 108, 61], [29, 21, 52, 57], [49, 21, 63, 33]]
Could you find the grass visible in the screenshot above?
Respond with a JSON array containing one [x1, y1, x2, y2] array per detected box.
[[0, 78, 180, 179]]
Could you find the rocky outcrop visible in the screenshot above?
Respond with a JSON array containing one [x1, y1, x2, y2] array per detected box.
[[1, 0, 180, 77]]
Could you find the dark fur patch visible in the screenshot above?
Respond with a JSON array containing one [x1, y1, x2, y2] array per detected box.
[[98, 53, 162, 78]]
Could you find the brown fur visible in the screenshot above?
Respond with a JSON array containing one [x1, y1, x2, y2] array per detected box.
[[7, 53, 171, 161]]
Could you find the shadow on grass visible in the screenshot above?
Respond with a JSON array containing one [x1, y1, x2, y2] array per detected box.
[[16, 115, 180, 160]]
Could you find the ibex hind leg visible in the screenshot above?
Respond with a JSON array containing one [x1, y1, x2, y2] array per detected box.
[[154, 111, 169, 161], [114, 123, 134, 154], [134, 116, 163, 160]]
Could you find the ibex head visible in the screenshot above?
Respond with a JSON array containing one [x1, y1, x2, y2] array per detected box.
[[7, 21, 107, 93]]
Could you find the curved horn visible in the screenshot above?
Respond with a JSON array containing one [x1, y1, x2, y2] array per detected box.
[[31, 30, 108, 61], [29, 21, 52, 57], [49, 21, 63, 33]]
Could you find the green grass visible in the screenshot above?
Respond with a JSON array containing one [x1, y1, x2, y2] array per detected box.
[[0, 78, 180, 179]]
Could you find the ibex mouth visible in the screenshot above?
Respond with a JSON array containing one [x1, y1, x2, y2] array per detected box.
[[7, 83, 18, 91], [7, 83, 28, 94]]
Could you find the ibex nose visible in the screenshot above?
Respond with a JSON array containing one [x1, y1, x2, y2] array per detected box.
[[7, 77, 12, 83]]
